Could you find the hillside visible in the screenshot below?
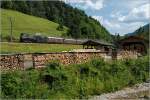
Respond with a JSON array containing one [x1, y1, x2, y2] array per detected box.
[[126, 24, 149, 40], [1, 9, 68, 41], [1, 1, 113, 42]]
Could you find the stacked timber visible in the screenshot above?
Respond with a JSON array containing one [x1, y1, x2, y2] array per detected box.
[[117, 50, 138, 60], [0, 54, 24, 71]]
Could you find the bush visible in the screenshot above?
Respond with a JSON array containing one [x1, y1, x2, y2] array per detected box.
[[46, 60, 60, 70], [57, 23, 64, 31]]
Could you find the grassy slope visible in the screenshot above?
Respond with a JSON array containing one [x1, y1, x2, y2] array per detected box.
[[1, 42, 82, 53], [1, 9, 68, 40]]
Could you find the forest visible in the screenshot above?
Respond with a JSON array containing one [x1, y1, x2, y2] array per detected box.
[[1, 0, 113, 42]]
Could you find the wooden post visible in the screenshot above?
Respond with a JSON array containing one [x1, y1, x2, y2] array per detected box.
[[9, 17, 13, 42]]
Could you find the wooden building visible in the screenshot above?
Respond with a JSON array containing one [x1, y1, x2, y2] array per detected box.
[[82, 40, 113, 52], [117, 36, 149, 55]]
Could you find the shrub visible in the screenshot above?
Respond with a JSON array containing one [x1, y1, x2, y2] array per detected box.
[[46, 60, 60, 70], [90, 58, 105, 69]]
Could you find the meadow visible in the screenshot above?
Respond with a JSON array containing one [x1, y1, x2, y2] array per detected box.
[[1, 56, 149, 99], [1, 9, 68, 41], [1, 42, 82, 54]]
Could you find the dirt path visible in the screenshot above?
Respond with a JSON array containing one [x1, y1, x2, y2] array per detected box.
[[89, 82, 150, 100]]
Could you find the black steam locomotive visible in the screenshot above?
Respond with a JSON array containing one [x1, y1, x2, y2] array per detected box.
[[20, 33, 48, 43], [20, 33, 84, 44]]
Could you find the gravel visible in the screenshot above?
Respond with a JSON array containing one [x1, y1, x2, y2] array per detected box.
[[89, 82, 150, 100]]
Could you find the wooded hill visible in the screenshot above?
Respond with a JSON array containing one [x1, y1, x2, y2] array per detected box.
[[1, 1, 113, 42], [126, 24, 149, 40]]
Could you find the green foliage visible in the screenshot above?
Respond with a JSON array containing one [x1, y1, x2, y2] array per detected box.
[[57, 23, 64, 31], [1, 56, 149, 99], [1, 1, 113, 41]]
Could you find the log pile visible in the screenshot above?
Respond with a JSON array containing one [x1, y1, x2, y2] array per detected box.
[[1, 50, 138, 70], [0, 54, 24, 71], [117, 50, 138, 60], [33, 54, 47, 68], [61, 53, 75, 65], [32, 52, 106, 68]]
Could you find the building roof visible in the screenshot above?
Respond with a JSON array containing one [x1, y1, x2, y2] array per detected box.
[[82, 39, 113, 46]]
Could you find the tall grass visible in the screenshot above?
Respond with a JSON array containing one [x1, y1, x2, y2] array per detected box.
[[1, 56, 149, 99]]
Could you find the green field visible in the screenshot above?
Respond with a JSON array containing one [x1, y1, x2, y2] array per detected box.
[[1, 9, 68, 41], [0, 42, 82, 54]]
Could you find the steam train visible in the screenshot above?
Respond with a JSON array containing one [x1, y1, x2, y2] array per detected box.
[[20, 33, 84, 44]]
